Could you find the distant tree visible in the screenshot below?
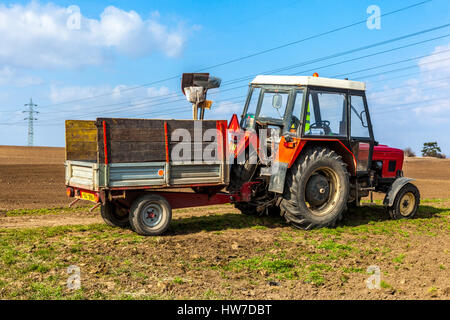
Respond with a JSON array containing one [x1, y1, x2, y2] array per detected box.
[[421, 142, 442, 158], [403, 147, 416, 157]]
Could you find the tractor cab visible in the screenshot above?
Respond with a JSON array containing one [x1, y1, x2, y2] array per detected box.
[[241, 74, 375, 175]]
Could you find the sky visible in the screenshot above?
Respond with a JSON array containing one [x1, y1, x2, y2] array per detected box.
[[0, 0, 449, 156]]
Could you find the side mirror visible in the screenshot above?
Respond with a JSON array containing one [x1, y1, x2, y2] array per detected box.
[[360, 110, 368, 128], [272, 94, 282, 109]]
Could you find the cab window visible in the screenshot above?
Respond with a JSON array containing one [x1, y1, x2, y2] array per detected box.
[[304, 90, 347, 137], [289, 90, 304, 134], [350, 95, 370, 138], [258, 91, 289, 119]]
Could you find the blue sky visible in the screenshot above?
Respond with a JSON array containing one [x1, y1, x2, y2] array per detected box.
[[0, 0, 450, 155]]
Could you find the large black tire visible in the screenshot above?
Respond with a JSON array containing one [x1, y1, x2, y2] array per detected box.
[[280, 147, 349, 230], [388, 183, 420, 220], [129, 194, 172, 236], [100, 201, 130, 228]]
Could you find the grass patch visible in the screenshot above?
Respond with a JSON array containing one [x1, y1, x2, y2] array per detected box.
[[5, 206, 94, 217], [393, 254, 406, 264], [172, 277, 184, 284], [380, 281, 391, 289], [342, 267, 364, 273], [226, 256, 298, 279], [316, 240, 354, 252]]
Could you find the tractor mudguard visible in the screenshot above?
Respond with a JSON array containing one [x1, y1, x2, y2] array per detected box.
[[268, 137, 306, 194], [383, 177, 415, 207], [267, 137, 355, 194]]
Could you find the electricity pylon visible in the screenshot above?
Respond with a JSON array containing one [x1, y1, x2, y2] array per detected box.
[[23, 98, 39, 146]]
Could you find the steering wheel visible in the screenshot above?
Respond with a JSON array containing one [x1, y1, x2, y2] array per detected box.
[[310, 120, 331, 135]]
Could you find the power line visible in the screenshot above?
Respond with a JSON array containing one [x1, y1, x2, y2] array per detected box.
[[352, 56, 450, 80], [13, 52, 450, 127], [69, 47, 450, 121], [33, 0, 432, 110], [195, 0, 433, 72], [5, 27, 450, 126], [369, 74, 450, 96], [223, 24, 450, 85], [34, 25, 450, 122]]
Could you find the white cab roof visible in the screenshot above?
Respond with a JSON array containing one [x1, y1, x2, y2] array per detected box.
[[251, 75, 366, 91]]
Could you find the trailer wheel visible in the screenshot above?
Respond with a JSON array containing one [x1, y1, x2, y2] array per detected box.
[[280, 147, 349, 230], [101, 201, 130, 228], [129, 194, 172, 236], [388, 183, 420, 219]]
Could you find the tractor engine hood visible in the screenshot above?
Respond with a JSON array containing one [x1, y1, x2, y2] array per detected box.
[[372, 145, 404, 178], [373, 145, 404, 160]]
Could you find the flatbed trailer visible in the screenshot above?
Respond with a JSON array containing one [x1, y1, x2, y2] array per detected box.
[[65, 117, 242, 235]]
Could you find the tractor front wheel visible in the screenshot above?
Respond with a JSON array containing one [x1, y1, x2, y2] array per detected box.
[[388, 183, 420, 219], [280, 147, 349, 230]]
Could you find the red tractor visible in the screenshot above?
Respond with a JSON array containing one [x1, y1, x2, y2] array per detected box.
[[227, 74, 420, 229]]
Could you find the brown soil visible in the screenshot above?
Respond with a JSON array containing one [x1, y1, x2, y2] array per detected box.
[[0, 146, 69, 210], [0, 210, 102, 228], [403, 157, 450, 199]]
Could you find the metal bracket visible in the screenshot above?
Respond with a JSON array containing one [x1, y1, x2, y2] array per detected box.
[[69, 198, 80, 208], [89, 203, 101, 212]]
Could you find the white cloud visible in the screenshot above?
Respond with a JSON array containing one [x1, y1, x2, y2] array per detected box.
[[0, 1, 195, 69], [49, 85, 114, 104], [206, 100, 242, 120], [44, 84, 179, 119], [0, 66, 43, 87], [146, 86, 171, 98], [419, 43, 450, 78]]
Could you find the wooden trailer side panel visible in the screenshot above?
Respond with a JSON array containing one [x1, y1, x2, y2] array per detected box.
[[65, 120, 98, 161], [96, 118, 165, 163], [96, 118, 222, 164]]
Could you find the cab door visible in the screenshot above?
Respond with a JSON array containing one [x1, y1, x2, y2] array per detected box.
[[348, 92, 374, 173]]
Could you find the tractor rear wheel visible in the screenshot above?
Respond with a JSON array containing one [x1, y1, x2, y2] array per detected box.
[[388, 183, 420, 219], [101, 201, 130, 228], [280, 147, 349, 230]]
